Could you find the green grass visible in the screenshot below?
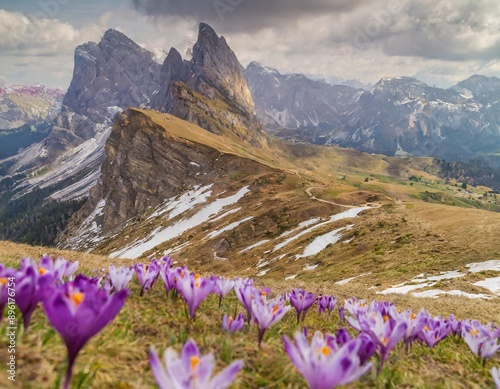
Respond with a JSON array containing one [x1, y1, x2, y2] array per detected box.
[[1, 254, 499, 389]]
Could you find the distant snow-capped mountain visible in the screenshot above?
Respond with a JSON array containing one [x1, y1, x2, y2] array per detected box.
[[246, 65, 500, 161]]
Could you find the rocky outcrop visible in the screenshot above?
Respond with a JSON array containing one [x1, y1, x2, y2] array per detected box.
[[58, 108, 274, 248], [63, 29, 161, 122], [151, 23, 266, 147]]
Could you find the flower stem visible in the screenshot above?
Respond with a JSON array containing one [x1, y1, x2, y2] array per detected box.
[[64, 357, 75, 389]]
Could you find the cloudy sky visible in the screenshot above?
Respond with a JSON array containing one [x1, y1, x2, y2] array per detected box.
[[1, 0, 499, 89]]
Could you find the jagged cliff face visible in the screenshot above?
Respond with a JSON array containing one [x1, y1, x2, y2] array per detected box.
[[58, 108, 279, 251], [0, 29, 163, 202], [152, 23, 255, 117], [151, 23, 266, 147], [63, 29, 161, 122]]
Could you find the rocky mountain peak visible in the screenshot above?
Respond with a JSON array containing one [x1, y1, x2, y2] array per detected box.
[[189, 23, 255, 117], [195, 23, 221, 52], [151, 23, 264, 146], [246, 62, 281, 78], [99, 29, 146, 53], [452, 75, 500, 101], [62, 29, 161, 122]]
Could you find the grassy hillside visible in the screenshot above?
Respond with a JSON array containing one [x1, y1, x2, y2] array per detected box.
[[2, 109, 499, 388], [0, 241, 499, 388]]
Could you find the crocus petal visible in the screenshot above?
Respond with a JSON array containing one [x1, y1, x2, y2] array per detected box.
[[492, 367, 500, 389], [208, 360, 244, 389], [150, 347, 175, 389]]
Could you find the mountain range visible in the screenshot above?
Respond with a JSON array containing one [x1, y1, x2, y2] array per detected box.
[[245, 63, 500, 161], [0, 23, 499, 255]]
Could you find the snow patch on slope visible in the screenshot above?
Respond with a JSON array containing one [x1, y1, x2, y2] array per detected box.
[[273, 207, 369, 252], [110, 186, 251, 259], [296, 225, 353, 258], [148, 185, 213, 220]]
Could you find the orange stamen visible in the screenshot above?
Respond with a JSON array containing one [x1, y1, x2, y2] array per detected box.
[[39, 267, 47, 275], [383, 315, 389, 323], [71, 292, 84, 306], [190, 356, 200, 371], [321, 346, 330, 356], [0, 278, 7, 286], [272, 305, 279, 314]]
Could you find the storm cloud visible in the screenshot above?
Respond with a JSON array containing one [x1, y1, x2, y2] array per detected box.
[[131, 0, 370, 32], [131, 0, 500, 63]]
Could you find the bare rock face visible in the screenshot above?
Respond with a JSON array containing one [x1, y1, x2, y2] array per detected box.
[[59, 108, 273, 245], [151, 23, 265, 146], [150, 48, 183, 114], [153, 23, 255, 117], [0, 29, 163, 201], [190, 23, 255, 117], [63, 29, 161, 122]]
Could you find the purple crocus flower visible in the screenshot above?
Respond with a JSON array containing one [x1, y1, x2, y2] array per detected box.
[[334, 328, 352, 347], [108, 264, 134, 292], [283, 330, 374, 389], [39, 256, 79, 282], [16, 258, 54, 329], [150, 338, 243, 389], [175, 271, 215, 320], [213, 276, 235, 307], [492, 367, 500, 389], [234, 277, 254, 288], [401, 308, 428, 345], [222, 313, 245, 333], [357, 309, 407, 370], [461, 320, 500, 361], [251, 296, 291, 346], [417, 315, 451, 348], [290, 289, 317, 324], [339, 306, 345, 323], [446, 314, 462, 336], [344, 298, 370, 318], [157, 257, 175, 296], [235, 284, 269, 323], [43, 275, 129, 389], [318, 295, 337, 315], [135, 261, 160, 295]]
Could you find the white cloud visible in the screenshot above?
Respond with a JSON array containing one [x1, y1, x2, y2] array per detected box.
[[1, 1, 500, 89]]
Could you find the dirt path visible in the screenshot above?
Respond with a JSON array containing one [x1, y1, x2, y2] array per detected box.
[[305, 187, 383, 209]]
